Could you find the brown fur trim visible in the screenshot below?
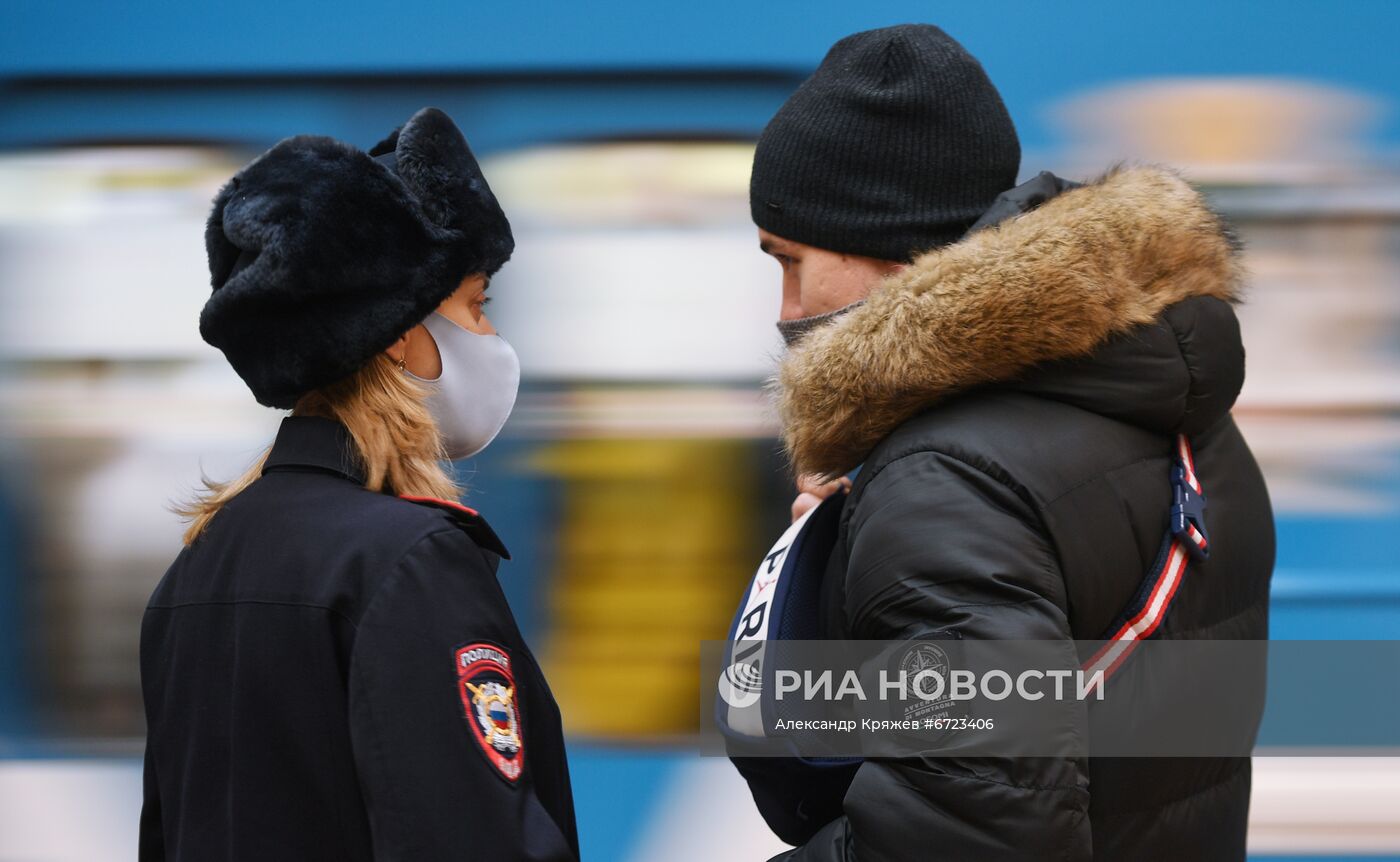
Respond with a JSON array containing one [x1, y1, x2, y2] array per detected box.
[[775, 163, 1245, 479]]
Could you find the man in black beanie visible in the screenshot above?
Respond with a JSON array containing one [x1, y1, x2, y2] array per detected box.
[[731, 24, 1274, 862], [751, 22, 1020, 266]]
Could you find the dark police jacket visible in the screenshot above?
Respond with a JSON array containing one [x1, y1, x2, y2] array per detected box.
[[749, 166, 1276, 861], [140, 415, 579, 861]]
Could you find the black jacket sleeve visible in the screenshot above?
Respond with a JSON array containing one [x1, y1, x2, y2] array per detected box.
[[139, 742, 164, 861], [774, 451, 1091, 862], [347, 528, 576, 861]]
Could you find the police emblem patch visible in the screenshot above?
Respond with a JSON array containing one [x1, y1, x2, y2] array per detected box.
[[455, 642, 523, 782]]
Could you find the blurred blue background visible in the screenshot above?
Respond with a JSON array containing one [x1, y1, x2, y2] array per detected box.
[[2, 1, 1399, 859]]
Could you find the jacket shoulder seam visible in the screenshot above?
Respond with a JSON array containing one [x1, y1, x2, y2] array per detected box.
[[928, 596, 1063, 616], [355, 527, 485, 628], [1041, 453, 1159, 508], [855, 446, 1037, 515], [843, 449, 1068, 630], [881, 763, 1089, 796], [145, 598, 359, 630], [846, 447, 1050, 567]]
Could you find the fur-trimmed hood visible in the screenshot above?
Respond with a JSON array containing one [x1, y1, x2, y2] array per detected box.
[[776, 164, 1247, 479]]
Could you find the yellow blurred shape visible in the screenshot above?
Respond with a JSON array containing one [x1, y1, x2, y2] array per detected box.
[[529, 437, 760, 737]]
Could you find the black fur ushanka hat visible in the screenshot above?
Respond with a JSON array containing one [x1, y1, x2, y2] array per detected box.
[[200, 107, 513, 409]]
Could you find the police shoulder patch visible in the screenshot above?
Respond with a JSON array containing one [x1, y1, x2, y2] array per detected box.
[[454, 641, 524, 783]]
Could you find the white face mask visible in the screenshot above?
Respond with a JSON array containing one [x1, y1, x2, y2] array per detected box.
[[405, 311, 521, 460]]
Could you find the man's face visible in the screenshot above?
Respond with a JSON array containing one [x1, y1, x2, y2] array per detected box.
[[758, 228, 904, 321]]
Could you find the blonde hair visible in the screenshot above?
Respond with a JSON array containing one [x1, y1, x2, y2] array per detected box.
[[175, 353, 462, 546]]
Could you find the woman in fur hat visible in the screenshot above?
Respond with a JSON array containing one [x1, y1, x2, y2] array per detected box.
[[138, 108, 579, 861]]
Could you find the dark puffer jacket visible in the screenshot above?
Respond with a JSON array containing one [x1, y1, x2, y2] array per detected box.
[[752, 165, 1275, 861]]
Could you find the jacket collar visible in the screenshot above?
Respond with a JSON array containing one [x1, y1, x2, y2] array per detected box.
[[774, 164, 1246, 479], [260, 417, 513, 561], [262, 416, 367, 484]]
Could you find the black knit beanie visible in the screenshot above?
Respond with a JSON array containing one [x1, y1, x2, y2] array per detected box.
[[750, 24, 1021, 262]]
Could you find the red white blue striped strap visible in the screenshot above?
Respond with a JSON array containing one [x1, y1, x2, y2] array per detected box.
[[1173, 434, 1209, 556], [1082, 433, 1208, 694]]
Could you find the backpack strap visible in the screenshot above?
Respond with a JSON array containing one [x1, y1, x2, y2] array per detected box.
[[718, 493, 845, 744], [1081, 433, 1208, 694]]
